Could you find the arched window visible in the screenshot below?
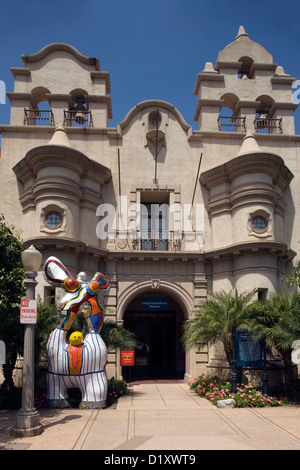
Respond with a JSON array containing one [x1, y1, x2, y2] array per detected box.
[[64, 89, 91, 127], [24, 86, 54, 126], [218, 94, 246, 132], [256, 95, 274, 116], [254, 95, 282, 134], [31, 86, 50, 105], [238, 56, 254, 79]]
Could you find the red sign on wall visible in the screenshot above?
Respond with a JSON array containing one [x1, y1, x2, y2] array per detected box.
[[120, 350, 135, 366]]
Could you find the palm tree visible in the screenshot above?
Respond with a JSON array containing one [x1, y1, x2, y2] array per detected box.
[[181, 289, 257, 367], [247, 292, 300, 392]]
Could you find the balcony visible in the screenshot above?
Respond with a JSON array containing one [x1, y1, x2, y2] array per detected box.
[[24, 109, 54, 126], [130, 231, 183, 252], [254, 116, 282, 134], [218, 116, 246, 132], [63, 110, 93, 127], [139, 231, 169, 251]]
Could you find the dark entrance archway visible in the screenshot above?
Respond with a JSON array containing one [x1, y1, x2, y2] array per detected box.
[[123, 292, 185, 381]]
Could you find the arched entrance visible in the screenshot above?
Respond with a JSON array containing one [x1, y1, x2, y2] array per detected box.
[[123, 292, 185, 381]]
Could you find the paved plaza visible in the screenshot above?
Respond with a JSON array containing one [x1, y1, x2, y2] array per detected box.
[[1, 382, 300, 451]]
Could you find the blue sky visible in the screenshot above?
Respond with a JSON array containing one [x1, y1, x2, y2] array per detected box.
[[1, 0, 300, 133]]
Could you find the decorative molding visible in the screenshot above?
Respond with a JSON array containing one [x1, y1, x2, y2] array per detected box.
[[151, 279, 160, 289], [21, 43, 100, 70], [13, 144, 111, 213], [200, 152, 293, 218], [118, 99, 191, 135]]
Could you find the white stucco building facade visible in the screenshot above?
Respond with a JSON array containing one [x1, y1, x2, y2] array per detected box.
[[1, 27, 299, 385]]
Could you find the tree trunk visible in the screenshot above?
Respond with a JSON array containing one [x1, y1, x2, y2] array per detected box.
[[223, 342, 232, 369]]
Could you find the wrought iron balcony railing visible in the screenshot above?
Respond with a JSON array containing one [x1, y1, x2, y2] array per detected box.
[[218, 116, 246, 132], [254, 117, 282, 134], [63, 110, 93, 127], [24, 108, 54, 126], [129, 231, 183, 251], [139, 231, 169, 251]]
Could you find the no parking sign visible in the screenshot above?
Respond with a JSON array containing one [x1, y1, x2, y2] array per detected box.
[[20, 299, 37, 324]]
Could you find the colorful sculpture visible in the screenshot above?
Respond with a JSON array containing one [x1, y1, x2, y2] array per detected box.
[[43, 256, 109, 408]]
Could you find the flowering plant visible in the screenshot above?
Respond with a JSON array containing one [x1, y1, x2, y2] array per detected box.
[[108, 378, 128, 401], [34, 392, 48, 409], [189, 374, 288, 407]]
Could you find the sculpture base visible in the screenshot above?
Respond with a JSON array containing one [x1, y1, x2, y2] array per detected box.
[[80, 400, 106, 409], [46, 398, 107, 409], [46, 399, 71, 409]]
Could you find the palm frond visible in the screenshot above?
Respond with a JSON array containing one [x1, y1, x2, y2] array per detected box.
[[100, 321, 139, 351], [181, 289, 257, 360]]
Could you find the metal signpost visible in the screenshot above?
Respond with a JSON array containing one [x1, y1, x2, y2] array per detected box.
[[121, 349, 135, 386], [231, 327, 237, 393]]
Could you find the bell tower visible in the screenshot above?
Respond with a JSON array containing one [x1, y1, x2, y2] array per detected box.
[[194, 26, 298, 135], [8, 43, 112, 128]]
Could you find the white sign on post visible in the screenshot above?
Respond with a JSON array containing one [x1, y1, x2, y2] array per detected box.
[[20, 299, 37, 324]]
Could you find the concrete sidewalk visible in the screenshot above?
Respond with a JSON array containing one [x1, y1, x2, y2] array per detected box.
[[2, 382, 300, 450]]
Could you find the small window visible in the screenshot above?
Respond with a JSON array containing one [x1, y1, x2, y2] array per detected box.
[[251, 215, 268, 234], [258, 288, 268, 301], [44, 211, 63, 230]]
